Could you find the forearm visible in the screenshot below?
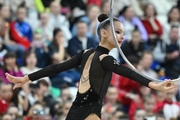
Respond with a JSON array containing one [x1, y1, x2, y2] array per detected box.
[[28, 50, 83, 81]]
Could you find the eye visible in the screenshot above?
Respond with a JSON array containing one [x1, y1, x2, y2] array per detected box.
[[115, 31, 120, 34]]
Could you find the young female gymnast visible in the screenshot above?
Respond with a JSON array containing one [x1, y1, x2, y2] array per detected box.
[[5, 14, 177, 120]]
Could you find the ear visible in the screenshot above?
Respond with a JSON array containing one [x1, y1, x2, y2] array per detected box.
[[101, 29, 107, 38]]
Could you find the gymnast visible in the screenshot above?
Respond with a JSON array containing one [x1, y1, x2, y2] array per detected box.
[[5, 14, 177, 120]]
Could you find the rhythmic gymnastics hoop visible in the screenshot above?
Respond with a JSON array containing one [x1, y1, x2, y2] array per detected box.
[[109, 0, 180, 83]]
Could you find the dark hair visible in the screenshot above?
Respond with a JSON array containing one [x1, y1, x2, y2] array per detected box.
[[23, 50, 37, 66], [4, 51, 16, 59], [168, 6, 180, 23], [171, 25, 179, 30], [140, 50, 153, 60], [37, 79, 49, 88], [52, 28, 62, 48], [144, 3, 157, 17], [17, 1, 27, 12], [97, 14, 120, 40], [0, 3, 5, 10], [119, 6, 130, 16]]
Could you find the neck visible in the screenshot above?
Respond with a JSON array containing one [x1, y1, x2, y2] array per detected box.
[[99, 43, 112, 51], [146, 112, 154, 116], [27, 65, 35, 70]]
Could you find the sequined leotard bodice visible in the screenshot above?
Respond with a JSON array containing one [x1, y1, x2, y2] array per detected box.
[[28, 45, 151, 120]]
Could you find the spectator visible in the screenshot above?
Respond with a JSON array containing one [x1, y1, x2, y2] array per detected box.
[[58, 100, 72, 120], [133, 109, 146, 120], [0, 52, 23, 84], [68, 20, 97, 57], [153, 26, 180, 78], [121, 29, 150, 60], [118, 6, 148, 41], [20, 50, 50, 83], [129, 85, 152, 120], [6, 105, 20, 120], [48, 28, 80, 87], [138, 51, 158, 79], [1, 114, 13, 120], [9, 3, 33, 50], [18, 81, 36, 116], [71, 4, 100, 42], [143, 95, 157, 120], [31, 28, 49, 67], [0, 81, 11, 115], [100, 0, 110, 15], [0, 4, 25, 61], [60, 85, 73, 103], [156, 88, 180, 120], [102, 85, 124, 120], [163, 6, 180, 41], [49, 1, 72, 47], [36, 12, 53, 43], [141, 3, 163, 49]]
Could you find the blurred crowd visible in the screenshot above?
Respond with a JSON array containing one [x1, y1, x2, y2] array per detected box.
[[0, 0, 180, 120]]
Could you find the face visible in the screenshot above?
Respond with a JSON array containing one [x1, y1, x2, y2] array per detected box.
[[39, 84, 48, 94], [17, 8, 27, 21], [61, 88, 71, 102], [2, 114, 12, 120], [103, 21, 124, 48], [77, 22, 87, 37], [132, 31, 141, 44], [165, 89, 175, 101], [7, 107, 19, 120], [4, 57, 16, 67], [40, 12, 49, 24], [106, 87, 118, 103], [169, 8, 180, 22], [101, 2, 110, 15], [170, 27, 179, 42], [124, 6, 134, 20], [134, 109, 146, 120], [62, 102, 72, 115], [55, 31, 64, 43], [140, 53, 153, 69], [0, 6, 10, 19], [88, 6, 100, 21], [156, 91, 165, 102], [26, 53, 37, 67], [146, 4, 155, 17], [0, 84, 13, 101], [144, 98, 155, 112], [50, 2, 60, 15]]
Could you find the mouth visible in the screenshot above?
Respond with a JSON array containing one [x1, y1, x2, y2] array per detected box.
[[118, 41, 123, 44]]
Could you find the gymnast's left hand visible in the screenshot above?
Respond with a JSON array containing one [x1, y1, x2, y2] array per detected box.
[[149, 79, 177, 92]]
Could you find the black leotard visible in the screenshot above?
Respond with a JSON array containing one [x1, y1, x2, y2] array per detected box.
[[28, 45, 151, 120]]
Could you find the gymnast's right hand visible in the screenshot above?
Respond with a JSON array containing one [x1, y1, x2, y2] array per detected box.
[[5, 73, 30, 90]]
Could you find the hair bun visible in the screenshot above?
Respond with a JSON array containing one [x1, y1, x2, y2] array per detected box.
[[98, 14, 109, 23]]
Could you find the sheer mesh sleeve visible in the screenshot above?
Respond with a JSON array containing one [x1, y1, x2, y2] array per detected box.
[[100, 56, 151, 87], [28, 50, 84, 81]]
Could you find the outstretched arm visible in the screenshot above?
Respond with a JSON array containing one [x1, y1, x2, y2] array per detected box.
[[100, 55, 176, 92], [6, 50, 84, 89]]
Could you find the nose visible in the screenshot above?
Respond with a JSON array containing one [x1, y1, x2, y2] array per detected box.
[[121, 35, 124, 40]]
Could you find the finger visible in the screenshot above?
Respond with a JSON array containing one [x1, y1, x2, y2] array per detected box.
[[13, 84, 21, 90], [5, 73, 14, 82]]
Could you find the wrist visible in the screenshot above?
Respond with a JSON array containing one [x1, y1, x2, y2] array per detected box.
[[148, 82, 159, 90], [24, 75, 31, 82]]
